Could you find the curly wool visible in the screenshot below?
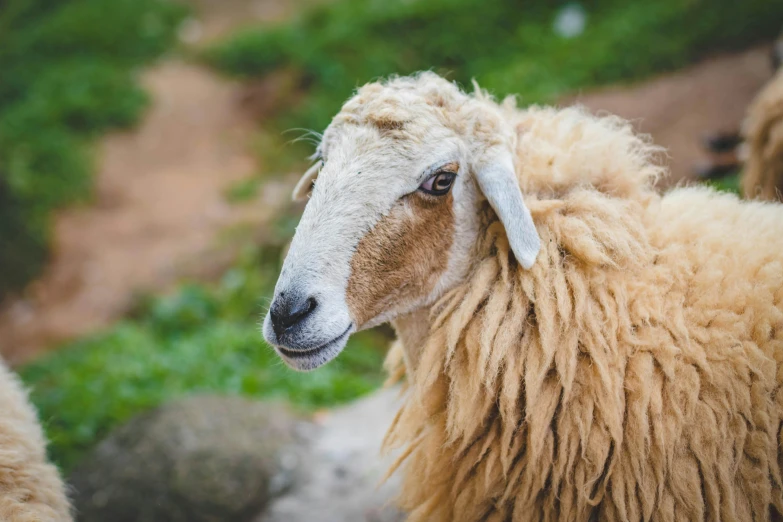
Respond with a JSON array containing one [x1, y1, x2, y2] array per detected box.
[[384, 105, 783, 521], [0, 360, 71, 521], [742, 69, 783, 201]]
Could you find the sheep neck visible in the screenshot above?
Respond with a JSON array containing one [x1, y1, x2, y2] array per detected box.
[[391, 307, 431, 380]]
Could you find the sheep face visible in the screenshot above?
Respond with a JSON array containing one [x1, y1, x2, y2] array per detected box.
[[263, 73, 540, 371]]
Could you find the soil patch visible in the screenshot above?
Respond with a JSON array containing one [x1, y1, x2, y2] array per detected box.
[[0, 61, 286, 363], [565, 44, 774, 186]]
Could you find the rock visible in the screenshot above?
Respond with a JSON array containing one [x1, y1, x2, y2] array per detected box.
[[69, 395, 306, 522], [257, 387, 406, 522]]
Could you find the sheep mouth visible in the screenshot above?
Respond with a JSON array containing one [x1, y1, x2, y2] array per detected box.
[[276, 324, 353, 369]]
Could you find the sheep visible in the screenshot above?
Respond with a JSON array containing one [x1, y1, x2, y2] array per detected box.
[[262, 72, 783, 521], [0, 359, 72, 521], [698, 40, 783, 201], [740, 68, 783, 201]]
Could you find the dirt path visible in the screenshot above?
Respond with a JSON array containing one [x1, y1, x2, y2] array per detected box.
[[0, 61, 288, 364], [0, 38, 775, 364], [566, 45, 773, 186], [0, 0, 311, 364], [183, 0, 325, 41]]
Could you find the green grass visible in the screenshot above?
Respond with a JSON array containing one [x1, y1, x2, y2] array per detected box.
[[224, 177, 263, 203], [0, 0, 187, 296], [706, 172, 742, 195], [21, 244, 388, 471], [205, 0, 783, 134]]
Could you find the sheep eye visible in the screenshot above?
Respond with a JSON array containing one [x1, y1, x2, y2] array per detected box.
[[419, 171, 456, 196]]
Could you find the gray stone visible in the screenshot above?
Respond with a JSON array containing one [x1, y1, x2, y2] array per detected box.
[[257, 387, 406, 522], [69, 395, 306, 522]]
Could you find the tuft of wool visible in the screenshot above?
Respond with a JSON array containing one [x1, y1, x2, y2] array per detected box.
[[742, 69, 783, 201], [0, 360, 71, 521], [385, 106, 783, 521]]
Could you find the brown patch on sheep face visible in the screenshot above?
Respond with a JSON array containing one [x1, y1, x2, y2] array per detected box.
[[367, 114, 407, 139], [371, 117, 405, 132], [346, 192, 455, 327]]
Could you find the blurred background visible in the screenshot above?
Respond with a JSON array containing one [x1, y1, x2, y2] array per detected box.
[[0, 0, 781, 520]]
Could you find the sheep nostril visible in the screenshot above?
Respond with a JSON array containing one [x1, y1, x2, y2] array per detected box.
[[270, 294, 318, 336], [302, 297, 317, 316]]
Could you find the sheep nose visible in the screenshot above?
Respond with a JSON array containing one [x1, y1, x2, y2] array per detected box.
[[270, 293, 317, 337]]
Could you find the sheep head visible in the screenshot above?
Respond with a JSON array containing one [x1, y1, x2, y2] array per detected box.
[[263, 73, 540, 371]]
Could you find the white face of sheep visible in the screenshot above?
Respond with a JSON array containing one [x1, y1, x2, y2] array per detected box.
[[263, 79, 540, 371]]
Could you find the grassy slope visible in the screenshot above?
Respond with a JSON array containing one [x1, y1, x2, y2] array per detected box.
[[205, 0, 783, 133]]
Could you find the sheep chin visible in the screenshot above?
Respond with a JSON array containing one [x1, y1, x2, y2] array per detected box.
[[273, 324, 354, 372]]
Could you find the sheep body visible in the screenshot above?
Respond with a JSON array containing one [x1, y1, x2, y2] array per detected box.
[[384, 103, 783, 521], [742, 68, 783, 201], [0, 359, 71, 521]]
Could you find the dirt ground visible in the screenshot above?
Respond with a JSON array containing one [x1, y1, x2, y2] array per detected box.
[[0, 0, 308, 364], [181, 0, 326, 41], [0, 37, 776, 363], [568, 45, 774, 186], [0, 62, 273, 363]]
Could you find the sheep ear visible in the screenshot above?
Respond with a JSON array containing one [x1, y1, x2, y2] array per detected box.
[[292, 161, 322, 201], [475, 153, 540, 269]]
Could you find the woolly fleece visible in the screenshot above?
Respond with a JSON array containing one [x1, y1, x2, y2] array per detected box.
[[743, 69, 783, 202], [0, 359, 71, 521], [383, 100, 783, 522]]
